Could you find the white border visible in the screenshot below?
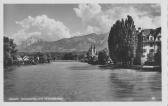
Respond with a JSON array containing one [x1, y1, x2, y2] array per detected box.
[[0, 0, 167, 106], [161, 0, 168, 105], [3, 0, 161, 4]]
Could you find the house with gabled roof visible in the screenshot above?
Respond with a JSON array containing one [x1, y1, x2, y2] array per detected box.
[[135, 27, 161, 65]]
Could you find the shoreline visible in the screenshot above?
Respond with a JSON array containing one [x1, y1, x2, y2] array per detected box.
[[4, 60, 161, 72], [98, 64, 161, 72]]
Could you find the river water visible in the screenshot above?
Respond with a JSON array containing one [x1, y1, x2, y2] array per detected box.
[[4, 61, 161, 101]]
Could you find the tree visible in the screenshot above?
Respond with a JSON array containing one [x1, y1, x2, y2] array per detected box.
[[108, 15, 137, 66], [154, 48, 161, 66], [98, 49, 108, 65], [145, 51, 155, 65], [62, 53, 75, 60], [4, 36, 17, 66]]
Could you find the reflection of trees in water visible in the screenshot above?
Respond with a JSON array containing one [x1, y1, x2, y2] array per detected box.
[[4, 66, 19, 100], [148, 72, 161, 92], [4, 66, 18, 79], [108, 71, 161, 101], [109, 73, 135, 98], [147, 72, 161, 101]]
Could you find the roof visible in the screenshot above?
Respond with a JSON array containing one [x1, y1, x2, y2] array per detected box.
[[141, 29, 152, 36], [140, 27, 161, 38]]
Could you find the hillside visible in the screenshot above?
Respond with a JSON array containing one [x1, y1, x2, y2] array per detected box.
[[18, 33, 109, 53]]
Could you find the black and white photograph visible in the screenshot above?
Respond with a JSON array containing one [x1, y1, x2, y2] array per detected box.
[[2, 1, 164, 103]]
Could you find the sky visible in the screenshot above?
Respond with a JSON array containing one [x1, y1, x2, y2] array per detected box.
[[4, 4, 161, 44]]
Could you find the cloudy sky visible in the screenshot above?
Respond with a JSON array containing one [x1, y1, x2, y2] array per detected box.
[[4, 4, 160, 44]]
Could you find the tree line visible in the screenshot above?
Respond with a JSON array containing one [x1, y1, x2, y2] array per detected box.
[[4, 36, 17, 66]]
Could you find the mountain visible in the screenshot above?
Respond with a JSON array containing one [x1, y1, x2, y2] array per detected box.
[[19, 36, 44, 49], [18, 33, 109, 53]]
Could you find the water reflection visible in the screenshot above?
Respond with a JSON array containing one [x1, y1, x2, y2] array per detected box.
[[148, 73, 161, 91], [107, 69, 161, 101], [4, 62, 161, 101], [109, 73, 134, 98]]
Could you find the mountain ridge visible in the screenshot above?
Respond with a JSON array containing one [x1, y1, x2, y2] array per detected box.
[[18, 33, 109, 53]]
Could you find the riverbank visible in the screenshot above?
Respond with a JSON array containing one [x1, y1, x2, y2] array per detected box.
[[98, 64, 161, 72], [4, 60, 82, 70], [4, 60, 161, 72], [52, 60, 79, 62]]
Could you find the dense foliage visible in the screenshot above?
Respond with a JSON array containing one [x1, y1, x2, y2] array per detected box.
[[4, 36, 17, 66], [98, 49, 108, 65], [154, 48, 161, 66], [153, 28, 161, 66], [17, 51, 86, 61], [108, 15, 137, 66]]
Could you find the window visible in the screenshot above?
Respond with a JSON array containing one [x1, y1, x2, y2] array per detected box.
[[149, 36, 154, 41]]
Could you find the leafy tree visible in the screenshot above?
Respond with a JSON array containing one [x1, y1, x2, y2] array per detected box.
[[62, 53, 76, 60], [154, 48, 161, 66], [98, 49, 108, 65], [144, 51, 155, 65], [108, 15, 137, 66], [4, 36, 17, 66]]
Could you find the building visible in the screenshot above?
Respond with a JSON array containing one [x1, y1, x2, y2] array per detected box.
[[136, 27, 161, 65], [87, 44, 97, 58], [86, 44, 98, 64]]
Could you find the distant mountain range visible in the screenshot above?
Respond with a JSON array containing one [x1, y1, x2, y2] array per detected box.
[[19, 36, 44, 48], [17, 33, 109, 53]]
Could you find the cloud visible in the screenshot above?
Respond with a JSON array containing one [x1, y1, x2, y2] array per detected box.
[[12, 15, 72, 44], [12, 30, 42, 44], [9, 4, 160, 44], [74, 4, 111, 34], [106, 6, 161, 29], [74, 4, 161, 34]]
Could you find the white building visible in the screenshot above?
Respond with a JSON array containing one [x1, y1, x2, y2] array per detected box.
[[137, 27, 161, 65]]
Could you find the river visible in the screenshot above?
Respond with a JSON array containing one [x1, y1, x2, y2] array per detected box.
[[4, 61, 161, 101]]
